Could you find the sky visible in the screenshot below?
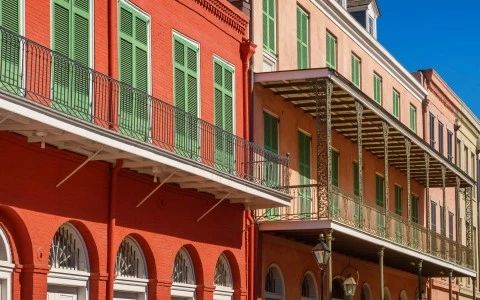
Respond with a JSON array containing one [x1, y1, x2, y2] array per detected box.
[[377, 0, 480, 118]]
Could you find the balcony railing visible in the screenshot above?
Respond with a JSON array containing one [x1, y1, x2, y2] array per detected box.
[[256, 185, 473, 269], [0, 26, 290, 192]]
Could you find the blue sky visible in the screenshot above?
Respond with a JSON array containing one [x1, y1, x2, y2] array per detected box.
[[377, 0, 480, 118]]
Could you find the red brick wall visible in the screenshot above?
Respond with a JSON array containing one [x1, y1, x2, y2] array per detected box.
[[0, 132, 247, 299]]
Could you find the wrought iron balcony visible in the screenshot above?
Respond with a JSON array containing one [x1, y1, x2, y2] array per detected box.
[[0, 26, 290, 194], [256, 185, 473, 270]]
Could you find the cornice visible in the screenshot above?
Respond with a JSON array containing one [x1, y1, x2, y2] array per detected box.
[[311, 0, 427, 101], [179, 0, 249, 36]]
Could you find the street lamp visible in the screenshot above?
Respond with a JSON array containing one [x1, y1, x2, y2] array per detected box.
[[312, 233, 331, 300]]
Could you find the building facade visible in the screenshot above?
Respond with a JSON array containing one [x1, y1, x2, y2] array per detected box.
[[247, 0, 479, 299], [0, 0, 291, 299]]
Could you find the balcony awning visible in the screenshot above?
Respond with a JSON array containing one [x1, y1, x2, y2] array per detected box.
[[254, 68, 474, 188]]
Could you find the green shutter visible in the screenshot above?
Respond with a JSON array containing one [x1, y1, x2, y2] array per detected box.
[[353, 161, 359, 196], [296, 7, 308, 69], [395, 186, 402, 215], [0, 0, 21, 93], [298, 131, 311, 217], [118, 2, 149, 140], [264, 112, 279, 219], [214, 58, 235, 173], [331, 150, 339, 187], [326, 32, 336, 69], [351, 55, 360, 88], [393, 90, 400, 119], [410, 105, 416, 132], [412, 195, 419, 223], [52, 0, 90, 120], [374, 74, 382, 104], [376, 175, 384, 207], [263, 0, 276, 54], [173, 35, 198, 157]]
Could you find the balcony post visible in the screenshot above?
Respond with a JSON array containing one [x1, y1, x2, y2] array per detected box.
[[425, 153, 431, 252], [379, 247, 385, 300], [405, 138, 411, 241], [456, 177, 461, 262], [314, 79, 332, 219], [442, 165, 447, 258], [356, 101, 364, 227], [448, 270, 453, 300], [417, 260, 423, 300], [466, 186, 473, 266], [382, 122, 390, 237], [326, 229, 333, 300]]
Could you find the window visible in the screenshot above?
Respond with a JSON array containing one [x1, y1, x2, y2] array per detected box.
[[471, 152, 475, 178], [394, 185, 402, 215], [412, 195, 419, 223], [429, 113, 435, 147], [265, 266, 284, 299], [332, 150, 339, 187], [301, 273, 317, 299], [351, 54, 361, 88], [264, 112, 279, 202], [52, 0, 91, 120], [0, 0, 21, 92], [464, 146, 469, 174], [431, 201, 437, 232], [375, 174, 384, 207], [373, 73, 382, 104], [368, 16, 374, 35], [298, 131, 312, 216], [438, 121, 444, 155], [449, 212, 454, 240], [353, 161, 359, 196], [447, 130, 453, 162], [440, 206, 445, 236], [392, 90, 400, 119], [409, 104, 417, 132], [263, 0, 276, 55], [326, 32, 337, 69], [297, 6, 309, 69], [214, 254, 233, 294], [171, 247, 196, 298], [173, 34, 199, 156], [457, 139, 461, 167], [214, 58, 235, 172]]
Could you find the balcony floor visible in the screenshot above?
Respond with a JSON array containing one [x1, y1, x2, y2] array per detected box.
[[259, 219, 476, 278], [0, 91, 291, 210]]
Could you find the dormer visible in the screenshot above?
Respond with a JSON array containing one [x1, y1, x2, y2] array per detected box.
[[347, 0, 381, 39]]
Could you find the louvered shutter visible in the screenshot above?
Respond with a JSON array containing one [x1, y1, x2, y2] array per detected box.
[[118, 3, 149, 139], [297, 7, 308, 69], [376, 175, 384, 207], [53, 0, 71, 105], [298, 132, 311, 216], [331, 150, 339, 187], [262, 0, 276, 54], [326, 33, 335, 69], [72, 0, 89, 115], [0, 0, 21, 92], [353, 161, 359, 196]]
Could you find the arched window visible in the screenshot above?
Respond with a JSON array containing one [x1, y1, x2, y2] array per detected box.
[[332, 278, 345, 300], [171, 247, 196, 299], [399, 290, 408, 300], [213, 254, 234, 299], [47, 223, 89, 299], [384, 287, 391, 300], [264, 265, 284, 300], [301, 272, 317, 300], [114, 236, 148, 300], [0, 227, 14, 300], [361, 283, 372, 300]]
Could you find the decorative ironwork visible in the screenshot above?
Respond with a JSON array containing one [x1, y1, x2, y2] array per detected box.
[[382, 122, 390, 237], [424, 153, 431, 251], [115, 238, 142, 278], [456, 177, 461, 262], [172, 248, 195, 284], [49, 226, 80, 270], [356, 101, 364, 228], [313, 79, 332, 219], [0, 26, 290, 193], [214, 255, 232, 287], [465, 186, 473, 265], [405, 139, 411, 230], [441, 165, 447, 257]]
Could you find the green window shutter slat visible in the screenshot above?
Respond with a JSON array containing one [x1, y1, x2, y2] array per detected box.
[[331, 150, 339, 187], [119, 39, 133, 85], [395, 186, 402, 215], [264, 112, 278, 153], [135, 17, 148, 45], [120, 7, 133, 36], [353, 161, 359, 196], [73, 13, 89, 65], [74, 0, 89, 12], [1, 0, 20, 32], [135, 48, 148, 92], [296, 7, 308, 69], [298, 132, 310, 182], [326, 33, 336, 69], [351, 55, 360, 88], [263, 0, 276, 54], [53, 3, 70, 57], [376, 175, 384, 207]]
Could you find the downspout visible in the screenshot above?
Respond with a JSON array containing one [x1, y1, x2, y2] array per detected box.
[[246, 211, 256, 300], [107, 159, 123, 299]]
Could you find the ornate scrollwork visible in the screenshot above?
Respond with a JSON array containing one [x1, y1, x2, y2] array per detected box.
[[214, 254, 232, 287], [172, 248, 195, 284], [115, 238, 140, 278], [49, 225, 80, 270]]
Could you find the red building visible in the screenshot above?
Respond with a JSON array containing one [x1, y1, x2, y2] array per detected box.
[[0, 0, 290, 299]]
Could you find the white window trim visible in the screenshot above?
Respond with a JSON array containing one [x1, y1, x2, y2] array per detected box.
[[0, 227, 13, 300], [171, 282, 197, 298], [262, 50, 277, 72], [264, 264, 285, 300]]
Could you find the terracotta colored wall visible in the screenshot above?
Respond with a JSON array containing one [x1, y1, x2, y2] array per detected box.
[[0, 130, 247, 299], [260, 234, 418, 300]]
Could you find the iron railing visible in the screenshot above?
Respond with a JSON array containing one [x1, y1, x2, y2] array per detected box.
[[256, 185, 474, 269], [0, 26, 290, 192]]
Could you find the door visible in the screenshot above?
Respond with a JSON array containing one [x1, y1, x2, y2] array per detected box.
[[298, 131, 311, 218], [47, 286, 78, 300], [114, 291, 139, 300]]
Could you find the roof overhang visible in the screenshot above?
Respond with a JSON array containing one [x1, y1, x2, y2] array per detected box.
[[254, 68, 475, 188], [259, 220, 476, 278], [0, 91, 292, 210]]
